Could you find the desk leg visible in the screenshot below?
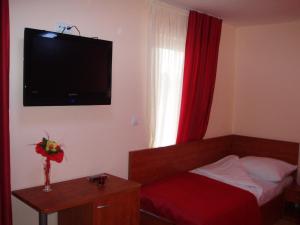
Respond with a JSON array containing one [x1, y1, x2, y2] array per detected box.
[[39, 213, 48, 225]]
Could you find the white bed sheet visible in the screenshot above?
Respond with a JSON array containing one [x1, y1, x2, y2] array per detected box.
[[191, 156, 264, 200], [253, 176, 293, 206], [190, 156, 293, 206]]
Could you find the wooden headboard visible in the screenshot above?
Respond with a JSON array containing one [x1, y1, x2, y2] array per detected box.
[[230, 135, 299, 164], [129, 135, 299, 184]]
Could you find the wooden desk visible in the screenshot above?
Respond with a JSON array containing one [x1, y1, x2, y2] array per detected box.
[[12, 174, 141, 225]]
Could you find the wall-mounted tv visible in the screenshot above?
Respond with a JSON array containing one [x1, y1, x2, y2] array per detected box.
[[23, 28, 112, 106]]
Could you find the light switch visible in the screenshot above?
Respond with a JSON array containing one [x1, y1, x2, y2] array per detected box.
[[131, 115, 139, 126]]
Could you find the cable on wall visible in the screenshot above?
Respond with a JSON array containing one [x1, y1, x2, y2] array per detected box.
[[61, 25, 81, 36]]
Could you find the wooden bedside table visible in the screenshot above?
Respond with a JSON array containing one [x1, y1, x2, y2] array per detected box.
[[284, 183, 300, 223], [12, 174, 141, 225], [285, 183, 300, 203]]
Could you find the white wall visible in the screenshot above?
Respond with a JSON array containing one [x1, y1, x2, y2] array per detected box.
[[9, 0, 236, 224]]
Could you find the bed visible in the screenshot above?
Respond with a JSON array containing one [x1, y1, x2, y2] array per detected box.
[[128, 135, 299, 225]]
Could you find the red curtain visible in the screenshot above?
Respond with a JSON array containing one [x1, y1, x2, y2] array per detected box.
[[0, 0, 12, 224], [176, 11, 222, 144]]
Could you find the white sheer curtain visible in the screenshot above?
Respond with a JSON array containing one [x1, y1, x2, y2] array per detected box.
[[148, 1, 188, 147]]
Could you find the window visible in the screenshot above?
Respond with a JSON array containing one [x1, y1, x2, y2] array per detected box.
[[148, 2, 188, 147]]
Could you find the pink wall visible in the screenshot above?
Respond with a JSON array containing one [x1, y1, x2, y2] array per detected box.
[[10, 0, 149, 224], [234, 20, 300, 143], [206, 23, 236, 138], [10, 0, 149, 190]]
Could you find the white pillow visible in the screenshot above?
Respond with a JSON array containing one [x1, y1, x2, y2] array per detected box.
[[240, 156, 297, 182]]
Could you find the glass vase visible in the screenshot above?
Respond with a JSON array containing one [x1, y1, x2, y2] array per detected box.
[[43, 158, 52, 192]]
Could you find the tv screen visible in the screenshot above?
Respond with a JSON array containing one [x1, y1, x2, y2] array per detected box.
[[23, 28, 112, 106]]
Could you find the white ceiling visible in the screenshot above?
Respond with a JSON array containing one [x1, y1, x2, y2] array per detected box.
[[163, 0, 300, 26]]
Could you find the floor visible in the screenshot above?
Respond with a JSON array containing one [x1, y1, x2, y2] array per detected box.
[[275, 219, 299, 225]]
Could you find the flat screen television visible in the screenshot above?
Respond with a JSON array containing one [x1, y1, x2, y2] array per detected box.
[[23, 28, 112, 106]]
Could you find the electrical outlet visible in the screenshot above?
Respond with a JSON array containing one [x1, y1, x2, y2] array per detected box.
[[56, 22, 73, 34]]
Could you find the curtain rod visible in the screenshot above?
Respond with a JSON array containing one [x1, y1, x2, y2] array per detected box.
[[158, 0, 223, 20]]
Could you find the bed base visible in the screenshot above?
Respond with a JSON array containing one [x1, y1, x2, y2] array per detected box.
[[140, 209, 174, 225], [139, 193, 285, 225], [261, 194, 285, 225]]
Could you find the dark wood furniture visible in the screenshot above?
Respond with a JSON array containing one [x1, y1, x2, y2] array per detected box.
[[12, 174, 140, 225], [284, 183, 300, 223], [129, 135, 299, 225], [285, 183, 300, 204]]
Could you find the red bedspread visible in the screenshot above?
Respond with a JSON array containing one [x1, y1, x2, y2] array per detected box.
[[141, 172, 261, 225]]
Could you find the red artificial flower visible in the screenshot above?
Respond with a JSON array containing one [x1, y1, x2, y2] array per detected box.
[[35, 138, 64, 163]]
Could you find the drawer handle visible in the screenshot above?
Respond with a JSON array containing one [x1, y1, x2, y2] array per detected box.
[[97, 204, 109, 209]]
